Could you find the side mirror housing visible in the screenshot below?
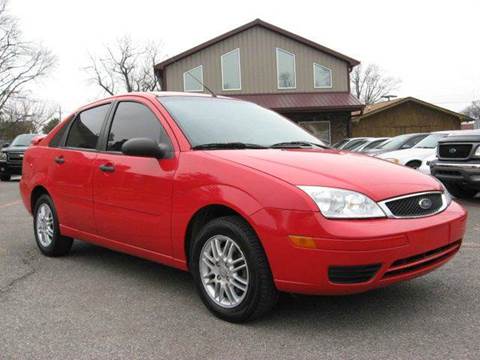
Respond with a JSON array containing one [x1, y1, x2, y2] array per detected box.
[[121, 138, 168, 159]]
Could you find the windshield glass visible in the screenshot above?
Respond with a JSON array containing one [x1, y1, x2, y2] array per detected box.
[[414, 133, 448, 148], [10, 134, 36, 147], [377, 134, 412, 150], [363, 138, 388, 150], [158, 97, 324, 147]]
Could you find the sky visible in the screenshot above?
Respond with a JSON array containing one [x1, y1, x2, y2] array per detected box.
[[8, 0, 480, 116]]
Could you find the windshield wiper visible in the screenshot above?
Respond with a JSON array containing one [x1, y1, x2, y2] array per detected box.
[[192, 142, 267, 150], [270, 141, 330, 149]]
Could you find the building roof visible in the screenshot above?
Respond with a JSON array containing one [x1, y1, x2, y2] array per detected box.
[[353, 97, 473, 121], [154, 19, 360, 72], [228, 92, 364, 112]]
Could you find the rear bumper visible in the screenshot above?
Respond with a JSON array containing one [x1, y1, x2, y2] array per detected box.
[[430, 161, 480, 190], [250, 201, 467, 295]]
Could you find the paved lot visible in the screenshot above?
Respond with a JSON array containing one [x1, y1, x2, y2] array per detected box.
[[1, 178, 480, 359]]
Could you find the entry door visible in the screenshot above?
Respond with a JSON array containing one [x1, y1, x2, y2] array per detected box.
[[93, 100, 176, 256], [49, 103, 111, 234]]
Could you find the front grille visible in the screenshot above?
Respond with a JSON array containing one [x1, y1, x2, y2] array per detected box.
[[438, 144, 473, 159], [383, 240, 461, 278], [383, 193, 443, 217], [328, 264, 381, 284], [437, 170, 462, 177], [6, 152, 24, 162]]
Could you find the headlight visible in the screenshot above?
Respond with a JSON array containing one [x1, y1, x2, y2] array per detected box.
[[298, 186, 386, 219], [474, 145, 480, 157], [435, 180, 452, 206], [0, 152, 6, 161], [384, 158, 400, 164]]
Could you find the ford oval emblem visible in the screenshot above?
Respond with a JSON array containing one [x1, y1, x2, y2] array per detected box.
[[418, 198, 433, 210], [449, 148, 457, 154]]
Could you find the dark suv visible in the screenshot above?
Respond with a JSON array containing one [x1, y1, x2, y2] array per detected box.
[[0, 133, 38, 181], [430, 132, 480, 198]]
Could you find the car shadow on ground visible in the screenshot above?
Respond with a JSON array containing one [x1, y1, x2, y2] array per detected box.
[[68, 240, 451, 329]]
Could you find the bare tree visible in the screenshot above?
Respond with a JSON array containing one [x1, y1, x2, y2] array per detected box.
[[351, 64, 401, 105], [462, 100, 480, 120], [84, 36, 163, 95], [0, 0, 56, 113]]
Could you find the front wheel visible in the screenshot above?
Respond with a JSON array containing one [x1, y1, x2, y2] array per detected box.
[[190, 216, 278, 323], [33, 194, 73, 256]]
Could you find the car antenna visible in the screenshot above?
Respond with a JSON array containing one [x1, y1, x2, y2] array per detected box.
[[186, 72, 217, 97]]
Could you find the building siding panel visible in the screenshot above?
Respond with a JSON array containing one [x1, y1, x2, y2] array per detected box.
[[165, 26, 349, 94]]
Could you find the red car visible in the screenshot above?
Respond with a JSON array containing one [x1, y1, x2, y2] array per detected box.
[[20, 92, 467, 322]]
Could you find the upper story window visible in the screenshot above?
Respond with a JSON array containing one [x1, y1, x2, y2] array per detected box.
[[276, 48, 296, 89], [183, 65, 204, 92], [313, 63, 332, 88], [221, 48, 241, 91]]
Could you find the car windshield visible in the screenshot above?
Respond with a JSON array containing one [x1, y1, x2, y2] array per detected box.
[[10, 134, 36, 147], [158, 96, 324, 148], [363, 138, 388, 150], [377, 134, 413, 150], [414, 133, 448, 148]]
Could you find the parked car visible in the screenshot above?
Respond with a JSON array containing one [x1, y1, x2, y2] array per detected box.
[[354, 137, 390, 152], [430, 132, 480, 198], [339, 137, 372, 150], [0, 133, 38, 181], [332, 137, 369, 150], [364, 133, 428, 156], [377, 130, 473, 174], [20, 92, 466, 322]]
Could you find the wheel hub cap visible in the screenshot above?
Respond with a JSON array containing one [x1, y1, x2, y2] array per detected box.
[[36, 203, 54, 248], [199, 235, 249, 308]]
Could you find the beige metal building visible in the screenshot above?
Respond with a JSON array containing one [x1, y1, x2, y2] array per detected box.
[[154, 19, 364, 144]]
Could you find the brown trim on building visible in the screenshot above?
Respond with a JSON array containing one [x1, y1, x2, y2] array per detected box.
[[154, 18, 360, 75]]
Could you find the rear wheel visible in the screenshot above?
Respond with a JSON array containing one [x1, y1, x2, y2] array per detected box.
[[0, 174, 11, 181], [190, 216, 278, 323], [33, 194, 73, 256], [444, 183, 478, 199], [406, 160, 422, 169]]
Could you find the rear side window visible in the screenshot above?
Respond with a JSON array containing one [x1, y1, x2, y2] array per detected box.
[[66, 104, 110, 149], [106, 102, 171, 152], [49, 118, 71, 148]]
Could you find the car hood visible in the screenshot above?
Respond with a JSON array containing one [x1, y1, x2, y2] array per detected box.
[[3, 146, 29, 152], [207, 149, 442, 201], [377, 148, 435, 162]]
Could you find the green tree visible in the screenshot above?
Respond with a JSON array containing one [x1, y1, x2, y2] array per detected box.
[[42, 118, 60, 134]]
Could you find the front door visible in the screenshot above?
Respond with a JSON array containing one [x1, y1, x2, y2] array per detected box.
[[93, 100, 176, 256]]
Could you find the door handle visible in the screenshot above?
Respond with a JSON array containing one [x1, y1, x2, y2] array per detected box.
[[54, 156, 64, 164], [99, 164, 115, 173]]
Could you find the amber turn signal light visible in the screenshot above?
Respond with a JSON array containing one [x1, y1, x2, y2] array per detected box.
[[288, 235, 317, 249]]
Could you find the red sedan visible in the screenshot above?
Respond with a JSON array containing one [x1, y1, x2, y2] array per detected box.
[[20, 92, 467, 322]]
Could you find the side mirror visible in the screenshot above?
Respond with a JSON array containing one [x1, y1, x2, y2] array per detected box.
[[121, 138, 168, 159], [2, 143, 9, 148]]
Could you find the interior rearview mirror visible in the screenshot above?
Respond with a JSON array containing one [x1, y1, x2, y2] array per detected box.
[[121, 138, 168, 159]]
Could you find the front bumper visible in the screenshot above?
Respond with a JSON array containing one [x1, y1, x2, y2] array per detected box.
[[250, 201, 467, 295], [430, 161, 480, 190], [0, 161, 22, 175]]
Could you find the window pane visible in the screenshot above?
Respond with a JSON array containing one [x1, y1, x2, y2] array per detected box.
[[276, 49, 296, 89], [66, 104, 109, 149], [222, 49, 241, 90], [49, 119, 71, 147], [314, 64, 332, 88], [184, 66, 203, 92], [107, 102, 171, 152], [299, 121, 331, 144]]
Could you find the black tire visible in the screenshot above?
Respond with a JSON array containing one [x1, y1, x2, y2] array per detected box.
[[406, 160, 421, 169], [33, 194, 73, 257], [0, 174, 11, 181], [444, 183, 478, 199], [190, 216, 278, 323]]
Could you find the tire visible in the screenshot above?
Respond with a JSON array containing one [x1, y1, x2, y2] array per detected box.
[[33, 194, 73, 257], [444, 183, 478, 199], [0, 174, 11, 181], [406, 160, 421, 169], [190, 216, 278, 323]]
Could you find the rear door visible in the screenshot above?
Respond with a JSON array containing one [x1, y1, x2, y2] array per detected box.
[[49, 103, 111, 234], [93, 99, 177, 255]]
